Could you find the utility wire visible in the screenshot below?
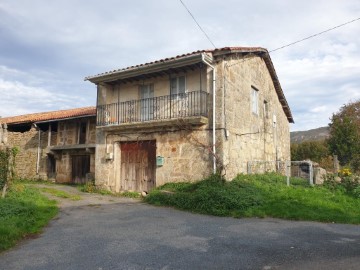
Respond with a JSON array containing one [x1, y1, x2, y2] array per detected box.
[[226, 16, 360, 68], [269, 17, 360, 53], [179, 0, 217, 48]]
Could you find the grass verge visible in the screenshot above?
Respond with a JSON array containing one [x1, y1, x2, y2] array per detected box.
[[0, 184, 58, 252], [144, 173, 360, 224], [39, 187, 81, 201], [78, 182, 141, 198]]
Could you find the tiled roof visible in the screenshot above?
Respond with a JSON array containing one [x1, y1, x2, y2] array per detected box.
[[85, 47, 266, 81], [85, 46, 294, 123], [0, 106, 96, 125]]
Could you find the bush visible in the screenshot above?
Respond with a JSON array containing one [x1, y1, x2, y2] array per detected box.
[[80, 181, 98, 193], [323, 172, 360, 197]]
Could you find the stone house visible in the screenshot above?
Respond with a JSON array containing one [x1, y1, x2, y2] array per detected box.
[[0, 107, 96, 183], [85, 47, 294, 193]]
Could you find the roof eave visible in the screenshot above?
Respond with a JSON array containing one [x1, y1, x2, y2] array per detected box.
[[34, 114, 96, 124], [85, 53, 212, 84], [260, 53, 294, 123]]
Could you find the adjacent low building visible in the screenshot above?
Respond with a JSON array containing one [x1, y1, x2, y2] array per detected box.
[[0, 107, 96, 183]]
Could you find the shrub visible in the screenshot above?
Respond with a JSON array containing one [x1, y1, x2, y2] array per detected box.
[[324, 172, 360, 197], [80, 181, 98, 193]]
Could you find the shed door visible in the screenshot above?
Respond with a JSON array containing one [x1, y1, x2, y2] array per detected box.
[[120, 141, 156, 192], [72, 155, 90, 184]]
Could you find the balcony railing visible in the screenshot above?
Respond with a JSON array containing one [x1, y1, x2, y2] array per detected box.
[[97, 90, 209, 126]]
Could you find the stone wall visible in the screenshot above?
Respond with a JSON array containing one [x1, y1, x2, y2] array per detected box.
[[57, 117, 96, 146], [94, 52, 291, 191], [95, 124, 212, 192], [216, 55, 291, 179], [1, 116, 96, 182], [5, 127, 49, 180]]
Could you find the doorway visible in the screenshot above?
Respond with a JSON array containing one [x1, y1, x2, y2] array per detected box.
[[120, 140, 156, 192], [71, 155, 90, 184]]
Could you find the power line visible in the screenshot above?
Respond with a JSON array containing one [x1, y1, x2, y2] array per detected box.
[[269, 17, 360, 53], [226, 16, 360, 68], [179, 0, 216, 48]]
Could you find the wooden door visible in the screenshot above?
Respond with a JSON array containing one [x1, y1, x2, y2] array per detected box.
[[71, 155, 90, 184], [120, 141, 156, 192]]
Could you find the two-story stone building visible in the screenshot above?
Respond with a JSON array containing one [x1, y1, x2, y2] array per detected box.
[[0, 107, 96, 183], [85, 47, 294, 192]]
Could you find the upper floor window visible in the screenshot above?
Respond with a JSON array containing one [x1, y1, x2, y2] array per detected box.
[[170, 75, 186, 97], [251, 86, 259, 115], [78, 121, 87, 144], [139, 84, 154, 121], [264, 100, 269, 119]]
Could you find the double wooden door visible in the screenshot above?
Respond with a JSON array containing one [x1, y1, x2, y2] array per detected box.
[[120, 141, 156, 192]]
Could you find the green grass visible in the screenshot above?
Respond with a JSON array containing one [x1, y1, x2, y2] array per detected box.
[[0, 184, 58, 252], [120, 191, 141, 198], [39, 187, 81, 201], [78, 182, 141, 198], [145, 173, 360, 224]]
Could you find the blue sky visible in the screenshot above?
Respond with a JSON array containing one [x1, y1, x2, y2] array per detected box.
[[0, 0, 359, 131]]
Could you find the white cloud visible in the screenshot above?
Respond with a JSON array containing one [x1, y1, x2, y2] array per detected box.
[[0, 0, 359, 131], [0, 66, 94, 117]]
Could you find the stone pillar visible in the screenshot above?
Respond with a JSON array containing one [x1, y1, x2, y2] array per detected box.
[[2, 124, 8, 145]]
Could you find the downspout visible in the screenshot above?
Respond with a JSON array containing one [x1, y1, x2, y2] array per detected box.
[[201, 53, 216, 174]]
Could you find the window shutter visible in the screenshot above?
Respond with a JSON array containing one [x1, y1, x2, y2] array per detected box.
[[179, 76, 186, 95], [170, 78, 177, 96]]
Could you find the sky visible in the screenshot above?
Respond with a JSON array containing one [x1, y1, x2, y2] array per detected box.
[[0, 0, 359, 131]]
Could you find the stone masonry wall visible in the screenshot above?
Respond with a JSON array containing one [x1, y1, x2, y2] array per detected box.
[[216, 55, 291, 179], [94, 53, 291, 191], [1, 116, 96, 182], [95, 125, 213, 192], [5, 127, 49, 180]]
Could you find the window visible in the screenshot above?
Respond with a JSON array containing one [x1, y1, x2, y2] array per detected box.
[[78, 122, 87, 144], [170, 76, 186, 97], [251, 87, 259, 115], [263, 100, 269, 119], [140, 84, 154, 121]]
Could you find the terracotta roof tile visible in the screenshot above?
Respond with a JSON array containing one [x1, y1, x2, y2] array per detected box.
[[84, 46, 293, 123], [84, 47, 266, 81], [0, 106, 96, 125]]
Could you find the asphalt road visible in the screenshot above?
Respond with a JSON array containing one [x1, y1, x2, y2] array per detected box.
[[0, 185, 359, 270]]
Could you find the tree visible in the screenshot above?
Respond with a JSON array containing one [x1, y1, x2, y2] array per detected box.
[[291, 140, 329, 163], [328, 100, 360, 171], [0, 147, 18, 198]]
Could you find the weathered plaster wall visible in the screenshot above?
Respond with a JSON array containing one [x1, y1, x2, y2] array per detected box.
[[98, 68, 207, 104]]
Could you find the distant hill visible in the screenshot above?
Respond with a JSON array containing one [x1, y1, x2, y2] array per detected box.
[[291, 126, 330, 143]]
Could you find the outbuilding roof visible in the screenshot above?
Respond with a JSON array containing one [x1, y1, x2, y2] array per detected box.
[[0, 106, 96, 125]]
